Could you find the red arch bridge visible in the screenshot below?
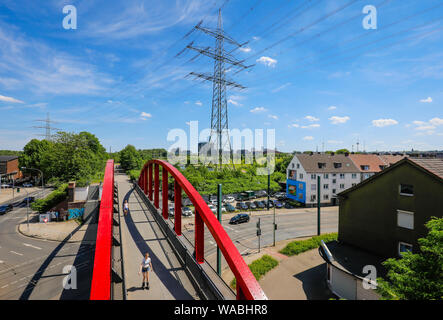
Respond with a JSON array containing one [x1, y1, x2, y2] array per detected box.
[[89, 159, 267, 300]]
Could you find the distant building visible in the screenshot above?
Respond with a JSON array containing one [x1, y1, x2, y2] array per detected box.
[[0, 155, 21, 181], [286, 153, 360, 206], [338, 157, 443, 257]]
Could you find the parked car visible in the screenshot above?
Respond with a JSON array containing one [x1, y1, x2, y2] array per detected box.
[[224, 204, 236, 212], [273, 200, 284, 209], [245, 201, 257, 210], [223, 196, 235, 203], [0, 204, 13, 215], [168, 207, 175, 217], [265, 200, 274, 208], [22, 183, 33, 188], [284, 202, 295, 209], [255, 190, 267, 198], [254, 201, 265, 209], [1, 184, 12, 188], [182, 207, 193, 217], [229, 213, 250, 225], [236, 202, 248, 210]]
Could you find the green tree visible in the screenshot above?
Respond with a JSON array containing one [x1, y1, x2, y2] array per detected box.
[[336, 148, 350, 154], [120, 145, 143, 171], [377, 217, 443, 300]]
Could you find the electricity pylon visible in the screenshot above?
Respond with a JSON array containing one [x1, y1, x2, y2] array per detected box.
[[33, 112, 60, 141], [180, 9, 253, 169]]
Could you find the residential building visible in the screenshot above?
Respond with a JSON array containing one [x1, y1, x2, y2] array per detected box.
[[0, 155, 21, 181], [348, 154, 388, 182], [337, 157, 443, 257], [286, 153, 360, 206]]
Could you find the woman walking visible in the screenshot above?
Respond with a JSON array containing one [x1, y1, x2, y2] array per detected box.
[[139, 252, 153, 290], [123, 199, 129, 216]]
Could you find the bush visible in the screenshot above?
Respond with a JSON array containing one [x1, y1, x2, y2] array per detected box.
[[30, 184, 68, 214], [279, 233, 338, 256], [230, 254, 279, 289]]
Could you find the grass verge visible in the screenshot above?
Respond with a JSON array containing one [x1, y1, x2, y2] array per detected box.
[[230, 254, 279, 289], [279, 233, 338, 257]]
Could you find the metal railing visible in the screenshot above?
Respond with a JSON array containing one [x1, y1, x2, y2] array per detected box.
[[138, 160, 267, 300], [90, 160, 114, 300]]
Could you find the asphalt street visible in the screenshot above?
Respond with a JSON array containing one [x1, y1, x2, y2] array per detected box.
[[0, 189, 96, 300]]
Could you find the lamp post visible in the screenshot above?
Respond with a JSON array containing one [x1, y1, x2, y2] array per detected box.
[[21, 167, 44, 197]]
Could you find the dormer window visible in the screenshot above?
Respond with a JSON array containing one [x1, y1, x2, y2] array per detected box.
[[361, 165, 370, 171], [333, 162, 342, 169], [318, 162, 326, 169], [379, 165, 387, 170]]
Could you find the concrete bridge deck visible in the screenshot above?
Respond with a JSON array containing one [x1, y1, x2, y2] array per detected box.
[[115, 170, 199, 300]]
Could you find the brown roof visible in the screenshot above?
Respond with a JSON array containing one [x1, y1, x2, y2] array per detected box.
[[409, 158, 443, 179], [296, 154, 359, 173], [378, 154, 407, 166], [348, 154, 386, 173]]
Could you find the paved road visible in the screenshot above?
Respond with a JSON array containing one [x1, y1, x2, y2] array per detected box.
[[116, 171, 199, 300], [181, 207, 338, 272], [0, 189, 96, 300]]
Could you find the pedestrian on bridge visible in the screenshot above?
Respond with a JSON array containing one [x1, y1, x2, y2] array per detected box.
[[123, 199, 129, 216], [139, 252, 153, 290]]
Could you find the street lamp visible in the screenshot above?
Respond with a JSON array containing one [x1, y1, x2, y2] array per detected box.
[[21, 167, 44, 197]]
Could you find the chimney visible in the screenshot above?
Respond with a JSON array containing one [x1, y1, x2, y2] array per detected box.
[[68, 181, 75, 203]]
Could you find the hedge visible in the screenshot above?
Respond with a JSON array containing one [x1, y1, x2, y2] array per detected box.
[[30, 184, 68, 214], [279, 233, 338, 256], [230, 254, 279, 289]]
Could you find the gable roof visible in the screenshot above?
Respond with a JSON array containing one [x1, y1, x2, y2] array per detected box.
[[338, 157, 443, 196], [378, 154, 407, 166], [348, 154, 386, 173], [295, 154, 359, 173], [0, 155, 18, 162]]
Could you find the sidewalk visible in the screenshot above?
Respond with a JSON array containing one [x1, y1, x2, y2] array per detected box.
[[116, 172, 199, 300], [0, 187, 42, 205], [221, 237, 334, 300]]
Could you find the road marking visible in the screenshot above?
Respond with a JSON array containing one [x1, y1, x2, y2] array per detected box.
[[23, 243, 42, 250], [10, 251, 23, 256]]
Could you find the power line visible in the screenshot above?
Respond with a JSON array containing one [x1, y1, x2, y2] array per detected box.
[[32, 112, 61, 141]]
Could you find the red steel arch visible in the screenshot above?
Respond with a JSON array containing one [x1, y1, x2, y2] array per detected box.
[[90, 159, 114, 300], [138, 160, 267, 300]]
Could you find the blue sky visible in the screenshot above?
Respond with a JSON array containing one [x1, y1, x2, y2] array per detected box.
[[0, 0, 442, 152]]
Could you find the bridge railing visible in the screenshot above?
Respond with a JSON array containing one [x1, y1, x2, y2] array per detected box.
[[90, 159, 114, 300], [138, 160, 267, 300]]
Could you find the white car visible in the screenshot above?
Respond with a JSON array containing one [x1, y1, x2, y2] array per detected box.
[[223, 196, 235, 203]]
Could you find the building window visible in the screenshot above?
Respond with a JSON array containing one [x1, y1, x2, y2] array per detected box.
[[340, 173, 345, 179], [324, 173, 329, 179], [323, 194, 329, 200], [311, 174, 316, 180], [332, 179, 336, 184], [332, 174, 336, 177], [340, 184, 345, 189], [323, 184, 329, 190], [399, 184, 414, 196], [297, 163, 300, 169], [360, 165, 370, 171], [352, 173, 357, 179], [379, 165, 387, 170], [291, 163, 294, 169], [311, 184, 316, 191], [363, 173, 370, 179], [332, 189, 336, 194], [397, 210, 414, 230], [333, 162, 342, 169], [299, 173, 303, 179], [398, 242, 413, 256], [310, 195, 316, 202], [318, 162, 326, 169]]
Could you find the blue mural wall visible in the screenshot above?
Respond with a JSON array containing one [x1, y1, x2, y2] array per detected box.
[[68, 208, 85, 220], [286, 179, 306, 203]]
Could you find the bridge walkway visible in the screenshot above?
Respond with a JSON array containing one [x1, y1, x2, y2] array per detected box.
[[115, 169, 199, 300]]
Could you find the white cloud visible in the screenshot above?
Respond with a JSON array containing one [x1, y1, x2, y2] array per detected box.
[[195, 101, 203, 106], [271, 82, 291, 93], [305, 115, 319, 122], [328, 106, 337, 111], [415, 125, 436, 131], [327, 140, 343, 144], [0, 94, 24, 103], [250, 107, 267, 113], [268, 114, 278, 120], [140, 112, 152, 120], [372, 119, 398, 127], [256, 56, 277, 67], [228, 96, 243, 106], [420, 97, 432, 103], [252, 36, 260, 41], [429, 117, 443, 126], [301, 124, 320, 129], [288, 123, 300, 128], [239, 47, 251, 53], [303, 136, 314, 141], [329, 116, 350, 124]]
